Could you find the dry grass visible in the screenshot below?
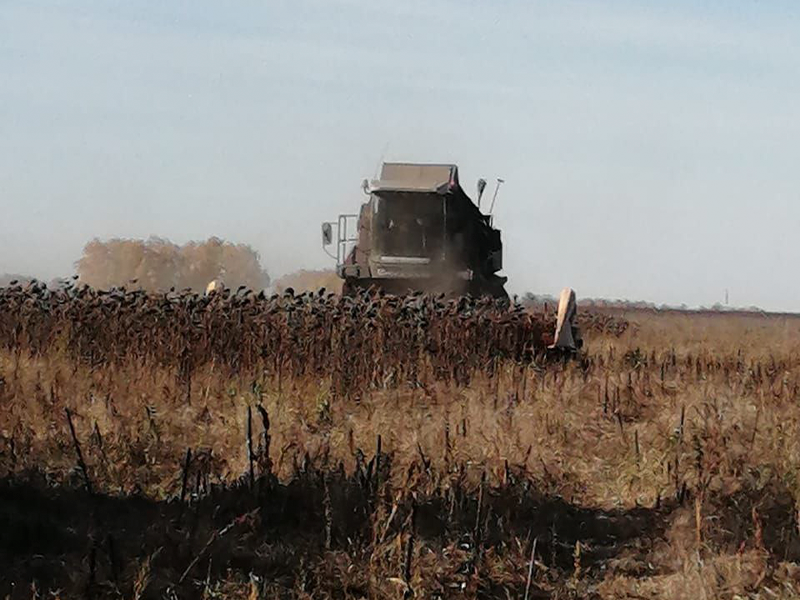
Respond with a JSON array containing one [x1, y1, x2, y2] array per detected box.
[[1, 286, 800, 599]]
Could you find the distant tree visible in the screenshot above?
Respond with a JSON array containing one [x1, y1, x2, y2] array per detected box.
[[75, 236, 270, 292]]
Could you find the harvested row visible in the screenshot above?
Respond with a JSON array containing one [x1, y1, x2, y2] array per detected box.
[[3, 333, 800, 599]]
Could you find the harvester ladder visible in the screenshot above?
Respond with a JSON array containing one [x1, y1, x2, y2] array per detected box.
[[336, 214, 359, 272]]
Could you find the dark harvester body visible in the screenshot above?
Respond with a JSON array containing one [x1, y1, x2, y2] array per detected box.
[[324, 163, 509, 301]]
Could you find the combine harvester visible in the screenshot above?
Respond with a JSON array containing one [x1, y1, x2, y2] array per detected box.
[[321, 161, 581, 352]]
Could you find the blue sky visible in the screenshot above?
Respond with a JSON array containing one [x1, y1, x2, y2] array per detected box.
[[2, 0, 800, 309]]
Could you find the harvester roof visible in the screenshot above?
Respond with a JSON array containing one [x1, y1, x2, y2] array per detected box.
[[368, 162, 460, 194]]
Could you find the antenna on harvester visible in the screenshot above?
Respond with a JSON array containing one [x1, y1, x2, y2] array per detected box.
[[488, 178, 505, 215], [477, 178, 487, 208]]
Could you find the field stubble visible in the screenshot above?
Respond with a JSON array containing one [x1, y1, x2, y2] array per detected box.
[[1, 284, 800, 598]]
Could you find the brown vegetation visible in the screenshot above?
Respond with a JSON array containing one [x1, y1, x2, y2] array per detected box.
[[0, 274, 34, 287], [75, 236, 270, 292], [1, 283, 800, 599], [272, 269, 344, 295]]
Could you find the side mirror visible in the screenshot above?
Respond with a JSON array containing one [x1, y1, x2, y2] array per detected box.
[[476, 178, 487, 207], [322, 222, 333, 246]]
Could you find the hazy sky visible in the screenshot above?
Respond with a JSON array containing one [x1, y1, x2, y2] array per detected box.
[[2, 0, 800, 310]]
